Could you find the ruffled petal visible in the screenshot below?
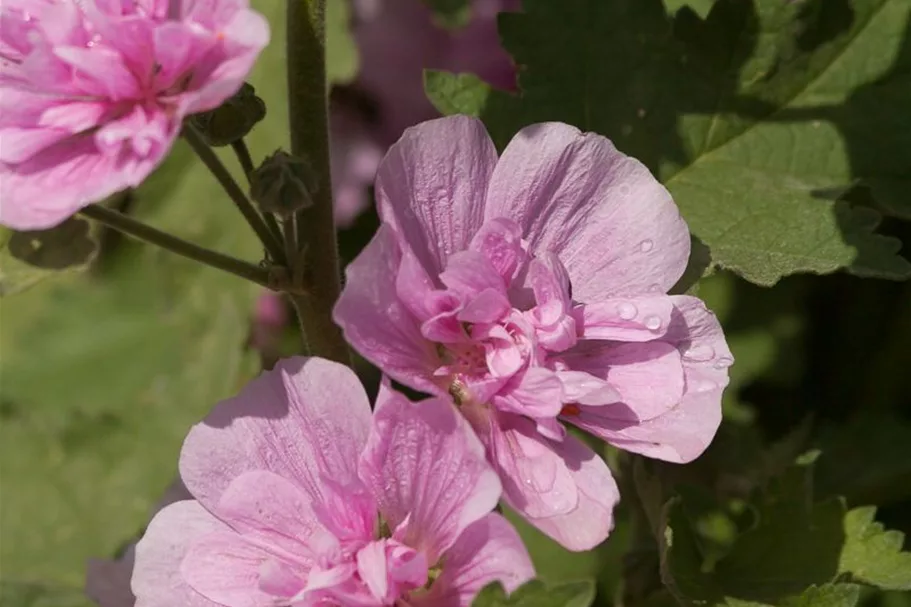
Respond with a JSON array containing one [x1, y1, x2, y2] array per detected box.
[[179, 357, 372, 512], [413, 514, 534, 606], [485, 122, 690, 301], [334, 225, 445, 396], [131, 501, 228, 607], [359, 383, 501, 564], [375, 115, 497, 275]]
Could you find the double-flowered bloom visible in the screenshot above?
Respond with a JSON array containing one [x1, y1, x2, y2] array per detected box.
[[334, 116, 732, 550], [0, 0, 268, 229], [131, 357, 533, 606]]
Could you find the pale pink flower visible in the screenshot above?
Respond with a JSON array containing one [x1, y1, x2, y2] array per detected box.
[[131, 357, 534, 607], [0, 0, 269, 230], [334, 116, 732, 551]]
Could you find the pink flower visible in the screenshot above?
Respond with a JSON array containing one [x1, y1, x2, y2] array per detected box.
[[334, 116, 733, 550], [0, 0, 269, 230], [131, 357, 534, 606]]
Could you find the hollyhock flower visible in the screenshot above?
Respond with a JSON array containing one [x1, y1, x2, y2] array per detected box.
[[328, 0, 519, 226], [131, 357, 534, 606], [334, 116, 733, 550], [0, 0, 269, 230]]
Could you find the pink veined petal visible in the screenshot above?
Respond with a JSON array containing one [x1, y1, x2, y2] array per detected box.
[[334, 224, 445, 396], [468, 217, 526, 283], [556, 370, 621, 407], [585, 295, 730, 463], [152, 21, 214, 93], [359, 383, 502, 564], [575, 294, 676, 342], [458, 288, 512, 324], [412, 513, 534, 607], [513, 430, 619, 551], [441, 250, 509, 300], [0, 133, 158, 230], [0, 127, 70, 163], [213, 470, 330, 563], [54, 45, 141, 100], [395, 244, 442, 322], [181, 530, 303, 607], [356, 541, 390, 602], [483, 412, 579, 520], [491, 367, 564, 419], [375, 115, 497, 276], [179, 357, 372, 513], [485, 122, 690, 301], [559, 341, 685, 423], [182, 9, 270, 114], [131, 501, 228, 607]]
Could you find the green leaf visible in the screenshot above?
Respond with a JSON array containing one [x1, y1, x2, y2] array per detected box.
[[778, 584, 862, 607], [664, 0, 715, 18], [0, 0, 286, 587], [472, 579, 596, 607], [423, 0, 472, 29], [839, 507, 911, 590], [327, 0, 358, 84], [0, 218, 97, 297], [429, 0, 911, 285]]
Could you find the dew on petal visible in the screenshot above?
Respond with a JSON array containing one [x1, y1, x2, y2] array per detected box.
[[616, 302, 637, 320], [692, 379, 717, 393], [683, 344, 715, 362], [713, 356, 734, 369], [644, 315, 662, 331], [638, 239, 654, 253]]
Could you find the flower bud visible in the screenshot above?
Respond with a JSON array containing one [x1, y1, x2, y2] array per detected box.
[[250, 150, 318, 218], [189, 82, 266, 147]]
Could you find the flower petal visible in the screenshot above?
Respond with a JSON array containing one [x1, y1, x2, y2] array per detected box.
[[560, 341, 685, 423], [359, 383, 502, 564], [485, 123, 690, 301], [576, 294, 675, 342], [414, 514, 534, 606], [571, 296, 730, 463], [375, 115, 497, 275], [482, 412, 617, 551], [334, 225, 445, 396], [179, 357, 372, 512], [131, 501, 227, 607]]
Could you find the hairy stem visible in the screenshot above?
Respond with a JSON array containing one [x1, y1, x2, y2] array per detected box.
[[81, 204, 273, 288], [286, 0, 350, 364]]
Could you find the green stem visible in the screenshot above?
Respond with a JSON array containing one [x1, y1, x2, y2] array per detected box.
[[80, 204, 273, 288], [184, 125, 286, 263], [286, 0, 350, 364]]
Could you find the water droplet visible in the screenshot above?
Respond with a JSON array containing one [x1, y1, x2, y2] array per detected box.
[[683, 345, 715, 362], [619, 183, 632, 197], [648, 283, 662, 293], [713, 356, 733, 369], [639, 239, 654, 253], [692, 379, 717, 393], [644, 315, 662, 331], [617, 302, 637, 320]]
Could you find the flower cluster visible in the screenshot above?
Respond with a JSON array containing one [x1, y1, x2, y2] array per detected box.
[[0, 1, 732, 604], [0, 0, 268, 229], [334, 116, 732, 550]]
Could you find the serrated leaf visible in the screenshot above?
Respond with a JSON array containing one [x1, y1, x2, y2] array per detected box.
[[472, 579, 596, 607], [327, 0, 358, 84], [429, 0, 911, 285], [839, 507, 911, 590], [0, 218, 97, 297]]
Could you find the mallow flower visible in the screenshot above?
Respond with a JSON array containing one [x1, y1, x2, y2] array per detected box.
[[334, 116, 733, 551], [131, 357, 534, 606], [0, 0, 268, 230]]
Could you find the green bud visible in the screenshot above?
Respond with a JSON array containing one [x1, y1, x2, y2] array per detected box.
[[189, 83, 266, 147], [250, 150, 318, 218]]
